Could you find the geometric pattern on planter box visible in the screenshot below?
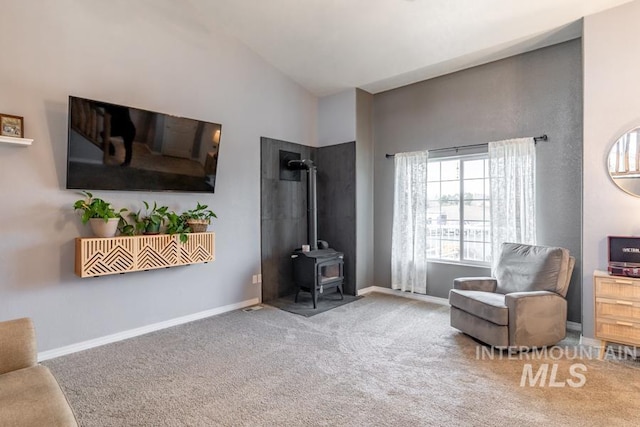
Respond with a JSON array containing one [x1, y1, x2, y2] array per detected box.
[[75, 232, 215, 278], [137, 235, 178, 270], [179, 232, 215, 264]]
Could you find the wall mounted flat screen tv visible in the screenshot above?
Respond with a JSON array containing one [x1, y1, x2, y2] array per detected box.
[[66, 96, 221, 193]]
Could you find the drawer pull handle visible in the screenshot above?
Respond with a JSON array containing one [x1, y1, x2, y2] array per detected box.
[[615, 300, 634, 306], [614, 279, 634, 284], [615, 321, 634, 327]]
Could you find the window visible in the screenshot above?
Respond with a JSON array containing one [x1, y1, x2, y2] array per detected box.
[[426, 154, 491, 265]]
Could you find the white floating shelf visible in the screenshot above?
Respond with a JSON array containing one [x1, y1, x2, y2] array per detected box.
[[0, 135, 33, 146]]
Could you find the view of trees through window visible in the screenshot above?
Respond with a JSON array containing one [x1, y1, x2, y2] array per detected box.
[[426, 154, 491, 264]]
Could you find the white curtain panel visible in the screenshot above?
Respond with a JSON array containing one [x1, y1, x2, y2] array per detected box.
[[489, 137, 536, 268], [391, 150, 429, 294]]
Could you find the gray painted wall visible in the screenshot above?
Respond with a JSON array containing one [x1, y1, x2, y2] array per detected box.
[[355, 89, 375, 291], [318, 90, 356, 147], [373, 39, 583, 322], [316, 88, 375, 292], [0, 2, 317, 352]]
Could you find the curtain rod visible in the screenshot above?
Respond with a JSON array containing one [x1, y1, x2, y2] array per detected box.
[[384, 134, 548, 159]]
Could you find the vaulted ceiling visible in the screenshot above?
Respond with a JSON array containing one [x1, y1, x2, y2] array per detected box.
[[164, 0, 632, 96]]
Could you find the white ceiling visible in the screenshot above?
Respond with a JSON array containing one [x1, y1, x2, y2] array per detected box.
[[182, 0, 631, 96]]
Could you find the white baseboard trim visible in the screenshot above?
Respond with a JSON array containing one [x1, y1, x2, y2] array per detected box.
[[360, 286, 582, 332], [358, 286, 449, 306], [38, 298, 260, 362]]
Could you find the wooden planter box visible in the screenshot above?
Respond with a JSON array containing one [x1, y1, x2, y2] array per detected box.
[[75, 232, 215, 278]]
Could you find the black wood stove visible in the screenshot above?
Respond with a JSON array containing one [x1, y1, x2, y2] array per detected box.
[[288, 159, 344, 308], [292, 249, 344, 309]]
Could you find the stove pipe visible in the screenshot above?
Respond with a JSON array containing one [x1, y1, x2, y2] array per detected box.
[[288, 159, 317, 251]]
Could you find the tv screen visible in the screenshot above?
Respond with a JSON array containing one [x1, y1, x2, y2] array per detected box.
[[66, 96, 222, 193]]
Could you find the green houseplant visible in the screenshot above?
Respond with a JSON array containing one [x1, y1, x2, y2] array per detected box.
[[128, 201, 169, 235], [181, 202, 217, 233], [165, 211, 190, 243], [72, 191, 126, 238]]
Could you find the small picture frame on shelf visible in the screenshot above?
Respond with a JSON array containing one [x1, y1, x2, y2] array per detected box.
[[0, 114, 24, 138]]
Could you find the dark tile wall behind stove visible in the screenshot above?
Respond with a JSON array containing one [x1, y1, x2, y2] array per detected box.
[[261, 137, 315, 301], [260, 137, 356, 302], [316, 142, 356, 296]]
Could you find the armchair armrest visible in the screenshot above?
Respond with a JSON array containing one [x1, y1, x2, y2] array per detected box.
[[505, 291, 567, 347], [0, 317, 37, 375], [453, 277, 497, 292]]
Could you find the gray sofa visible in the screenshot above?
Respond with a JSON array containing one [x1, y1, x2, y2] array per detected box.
[[0, 318, 78, 426], [449, 242, 575, 348]]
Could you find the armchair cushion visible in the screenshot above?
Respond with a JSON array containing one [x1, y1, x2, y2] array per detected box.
[[505, 291, 567, 347], [0, 317, 36, 375], [449, 289, 508, 325], [494, 243, 570, 295], [0, 365, 78, 426], [0, 318, 78, 427], [453, 277, 497, 292]]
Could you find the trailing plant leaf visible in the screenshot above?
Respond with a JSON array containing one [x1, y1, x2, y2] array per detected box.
[[127, 201, 169, 234], [118, 216, 136, 236], [165, 211, 190, 243]]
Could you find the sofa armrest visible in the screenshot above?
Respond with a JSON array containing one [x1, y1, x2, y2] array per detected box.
[[0, 318, 37, 375], [505, 291, 567, 348], [453, 277, 497, 292]]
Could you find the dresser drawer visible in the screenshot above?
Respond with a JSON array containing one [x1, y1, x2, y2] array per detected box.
[[595, 277, 640, 300], [594, 271, 640, 353], [596, 298, 640, 321], [596, 317, 640, 344]]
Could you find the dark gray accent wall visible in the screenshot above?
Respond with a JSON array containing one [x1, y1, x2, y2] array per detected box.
[[373, 39, 583, 322], [355, 89, 375, 291], [317, 142, 357, 295], [261, 138, 357, 302], [261, 137, 315, 301]]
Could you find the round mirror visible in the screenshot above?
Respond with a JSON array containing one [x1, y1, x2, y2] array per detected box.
[[608, 126, 640, 197]]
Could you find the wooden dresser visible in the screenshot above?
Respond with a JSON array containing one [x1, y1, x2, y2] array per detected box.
[[594, 270, 640, 358]]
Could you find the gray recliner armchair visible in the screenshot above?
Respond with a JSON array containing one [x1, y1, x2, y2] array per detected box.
[[449, 242, 575, 348]]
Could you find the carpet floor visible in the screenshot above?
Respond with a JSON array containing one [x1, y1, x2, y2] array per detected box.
[[44, 293, 640, 426]]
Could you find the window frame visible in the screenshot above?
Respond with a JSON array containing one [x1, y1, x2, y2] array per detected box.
[[426, 152, 491, 267]]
